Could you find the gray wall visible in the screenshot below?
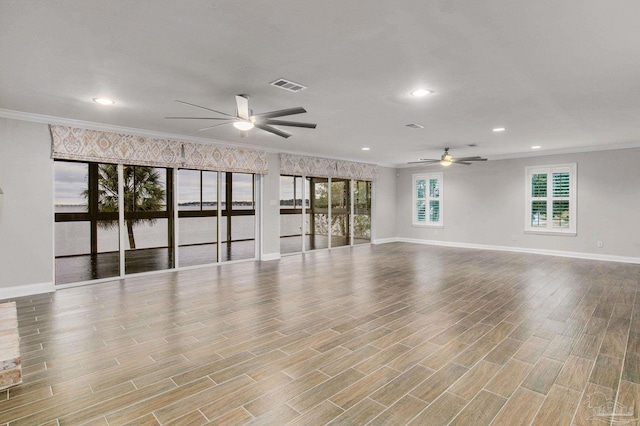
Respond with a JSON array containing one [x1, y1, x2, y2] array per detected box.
[[373, 166, 397, 242], [0, 119, 54, 293], [397, 147, 640, 259], [261, 153, 281, 258]]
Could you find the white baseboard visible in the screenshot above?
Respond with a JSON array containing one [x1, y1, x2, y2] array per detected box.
[[372, 237, 401, 245], [261, 253, 282, 261], [397, 238, 640, 264], [0, 281, 55, 300]]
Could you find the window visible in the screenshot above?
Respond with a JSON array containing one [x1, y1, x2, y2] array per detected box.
[[525, 163, 576, 235], [413, 173, 443, 227]]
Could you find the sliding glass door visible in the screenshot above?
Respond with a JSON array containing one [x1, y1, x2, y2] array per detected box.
[[123, 166, 174, 274], [55, 160, 257, 285], [54, 161, 121, 284], [221, 172, 256, 261], [279, 175, 373, 253]]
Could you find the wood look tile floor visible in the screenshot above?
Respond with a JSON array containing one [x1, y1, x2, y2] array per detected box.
[[1, 243, 639, 425]]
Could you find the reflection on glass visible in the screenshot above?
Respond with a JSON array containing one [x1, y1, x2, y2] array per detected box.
[[280, 175, 304, 254], [55, 222, 91, 257], [553, 173, 570, 197], [531, 201, 547, 227], [124, 166, 173, 274], [331, 179, 350, 248], [178, 170, 218, 267], [532, 174, 547, 197], [221, 216, 255, 262], [178, 169, 200, 210], [354, 180, 371, 244], [54, 161, 120, 284], [125, 218, 172, 274], [553, 200, 570, 228], [54, 161, 88, 213], [309, 178, 329, 250], [203, 171, 217, 210], [124, 166, 167, 213], [280, 176, 295, 208], [415, 179, 426, 200], [232, 173, 254, 210]]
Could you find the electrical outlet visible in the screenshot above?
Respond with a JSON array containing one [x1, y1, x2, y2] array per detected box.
[[434, 230, 439, 235], [511, 235, 517, 241], [597, 241, 604, 248]]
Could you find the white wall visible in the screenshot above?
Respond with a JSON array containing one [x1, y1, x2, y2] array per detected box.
[[397, 147, 640, 260], [373, 166, 397, 242], [261, 153, 281, 259], [0, 119, 55, 297]]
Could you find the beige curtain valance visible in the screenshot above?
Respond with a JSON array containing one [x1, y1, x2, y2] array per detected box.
[[50, 125, 269, 174], [280, 153, 378, 180]]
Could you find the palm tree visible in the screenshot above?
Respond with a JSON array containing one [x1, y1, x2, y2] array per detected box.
[[84, 164, 166, 249]]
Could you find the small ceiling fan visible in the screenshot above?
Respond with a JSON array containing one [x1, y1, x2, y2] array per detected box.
[[165, 95, 317, 138], [408, 147, 488, 166]]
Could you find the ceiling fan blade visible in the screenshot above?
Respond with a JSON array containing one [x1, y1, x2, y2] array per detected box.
[[197, 122, 233, 132], [263, 119, 317, 129], [407, 159, 439, 164], [254, 123, 291, 138], [252, 107, 307, 119], [164, 116, 232, 120], [174, 100, 236, 118], [453, 156, 487, 161], [235, 95, 250, 120], [453, 161, 472, 165]]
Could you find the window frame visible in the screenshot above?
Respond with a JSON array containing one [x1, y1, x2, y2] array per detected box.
[[524, 163, 577, 235], [412, 172, 443, 227]]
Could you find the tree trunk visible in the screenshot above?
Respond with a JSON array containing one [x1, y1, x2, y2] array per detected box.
[[126, 220, 136, 249]]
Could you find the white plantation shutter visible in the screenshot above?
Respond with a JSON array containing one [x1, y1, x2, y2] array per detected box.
[[413, 173, 443, 226], [525, 164, 576, 234]]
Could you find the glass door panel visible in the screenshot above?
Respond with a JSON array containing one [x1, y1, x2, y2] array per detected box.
[[280, 175, 303, 254], [178, 169, 217, 267], [354, 180, 372, 244], [54, 161, 121, 284], [124, 166, 173, 274], [330, 179, 350, 248], [221, 172, 255, 261], [308, 177, 329, 250]]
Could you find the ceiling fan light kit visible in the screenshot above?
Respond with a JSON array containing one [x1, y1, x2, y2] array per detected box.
[[166, 95, 316, 138]]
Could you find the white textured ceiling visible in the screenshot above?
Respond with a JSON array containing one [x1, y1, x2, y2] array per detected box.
[[1, 1, 640, 166]]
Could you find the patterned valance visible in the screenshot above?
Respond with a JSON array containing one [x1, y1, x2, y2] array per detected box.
[[182, 143, 268, 174], [50, 125, 269, 174], [280, 154, 378, 180]]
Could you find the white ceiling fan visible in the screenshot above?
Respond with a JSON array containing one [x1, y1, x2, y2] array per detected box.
[[408, 147, 488, 166], [165, 95, 317, 138]]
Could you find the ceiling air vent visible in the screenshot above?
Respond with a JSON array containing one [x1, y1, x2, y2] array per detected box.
[[405, 123, 424, 129], [270, 79, 307, 93]]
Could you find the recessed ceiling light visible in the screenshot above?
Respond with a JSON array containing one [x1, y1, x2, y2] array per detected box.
[[410, 89, 432, 97], [233, 121, 254, 131], [93, 98, 115, 105], [492, 127, 506, 132], [361, 147, 370, 151], [531, 145, 541, 149]]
